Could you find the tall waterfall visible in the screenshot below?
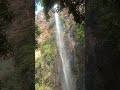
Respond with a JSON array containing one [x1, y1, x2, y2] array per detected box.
[[54, 4, 75, 90]]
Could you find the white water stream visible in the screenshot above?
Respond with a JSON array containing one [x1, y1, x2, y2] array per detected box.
[[54, 4, 75, 90]]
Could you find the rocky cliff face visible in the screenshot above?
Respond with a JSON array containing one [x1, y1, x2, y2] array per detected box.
[[35, 11, 60, 90], [0, 0, 34, 90], [35, 12, 54, 44], [35, 7, 85, 90], [7, 0, 34, 46]]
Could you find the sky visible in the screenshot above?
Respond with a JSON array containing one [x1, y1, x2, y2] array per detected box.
[[35, 3, 43, 15]]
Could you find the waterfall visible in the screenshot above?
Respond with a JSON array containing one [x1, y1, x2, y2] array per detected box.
[[54, 4, 76, 90]]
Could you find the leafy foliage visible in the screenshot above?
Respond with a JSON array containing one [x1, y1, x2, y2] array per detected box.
[[37, 0, 85, 23], [16, 44, 34, 89], [1, 42, 34, 90], [35, 34, 57, 90], [0, 0, 14, 26], [35, 25, 41, 37], [0, 73, 21, 90], [91, 0, 120, 49], [0, 0, 14, 56], [0, 32, 12, 56], [75, 21, 85, 47]]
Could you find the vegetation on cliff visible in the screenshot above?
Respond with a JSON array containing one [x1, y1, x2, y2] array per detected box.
[[35, 1, 85, 89], [36, 0, 120, 90]]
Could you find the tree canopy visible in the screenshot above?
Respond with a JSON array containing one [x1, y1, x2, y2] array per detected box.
[[35, 0, 85, 23]]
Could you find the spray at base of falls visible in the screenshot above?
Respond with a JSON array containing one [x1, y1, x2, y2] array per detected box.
[[54, 6, 76, 90]]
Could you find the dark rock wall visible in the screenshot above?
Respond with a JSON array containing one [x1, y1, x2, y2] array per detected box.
[[7, 0, 34, 46], [59, 8, 85, 90], [86, 0, 120, 90], [0, 0, 35, 90]]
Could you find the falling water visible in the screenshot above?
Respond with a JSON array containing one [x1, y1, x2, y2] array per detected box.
[[54, 4, 75, 90]]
